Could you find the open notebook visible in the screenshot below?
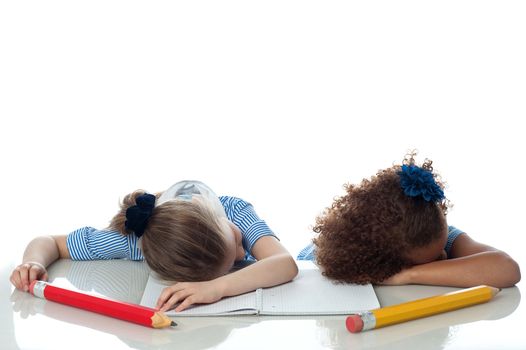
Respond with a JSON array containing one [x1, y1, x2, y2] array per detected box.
[[140, 261, 380, 316]]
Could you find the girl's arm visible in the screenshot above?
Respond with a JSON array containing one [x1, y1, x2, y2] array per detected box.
[[382, 233, 521, 288], [157, 236, 298, 312], [10, 235, 70, 291], [217, 236, 298, 294]]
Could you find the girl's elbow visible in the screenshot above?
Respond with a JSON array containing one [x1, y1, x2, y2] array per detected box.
[[498, 253, 521, 287], [508, 259, 521, 286], [284, 255, 299, 281]]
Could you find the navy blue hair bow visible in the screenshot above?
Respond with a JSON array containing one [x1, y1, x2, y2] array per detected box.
[[399, 165, 445, 202], [125, 193, 156, 238]]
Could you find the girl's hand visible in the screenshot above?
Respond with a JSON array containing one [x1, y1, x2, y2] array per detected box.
[[10, 262, 48, 292], [156, 280, 226, 312]]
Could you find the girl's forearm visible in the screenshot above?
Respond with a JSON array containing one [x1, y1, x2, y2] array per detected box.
[[22, 236, 61, 268], [407, 251, 521, 288], [217, 254, 298, 297]]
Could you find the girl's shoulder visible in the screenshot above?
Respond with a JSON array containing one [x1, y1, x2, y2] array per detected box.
[[445, 225, 465, 258], [219, 195, 251, 209], [219, 196, 260, 222]]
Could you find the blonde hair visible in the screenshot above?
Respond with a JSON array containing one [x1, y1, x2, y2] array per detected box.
[[109, 190, 228, 282]]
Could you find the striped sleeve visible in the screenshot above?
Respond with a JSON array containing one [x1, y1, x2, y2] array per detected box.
[[297, 243, 316, 261], [444, 225, 465, 258], [219, 196, 278, 254], [66, 227, 144, 261]]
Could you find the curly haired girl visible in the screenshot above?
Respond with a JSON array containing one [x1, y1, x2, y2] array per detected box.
[[298, 153, 520, 288]]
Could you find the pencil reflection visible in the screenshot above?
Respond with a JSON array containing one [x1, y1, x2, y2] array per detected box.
[[10, 287, 259, 350], [10, 289, 173, 346], [314, 286, 521, 350], [10, 259, 258, 350]]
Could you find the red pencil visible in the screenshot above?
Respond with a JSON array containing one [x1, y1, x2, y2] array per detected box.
[[29, 280, 176, 328]]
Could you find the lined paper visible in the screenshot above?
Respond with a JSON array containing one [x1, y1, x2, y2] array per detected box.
[[260, 268, 379, 315], [140, 261, 380, 316]]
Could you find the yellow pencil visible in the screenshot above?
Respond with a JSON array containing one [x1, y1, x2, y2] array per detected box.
[[346, 285, 500, 333]]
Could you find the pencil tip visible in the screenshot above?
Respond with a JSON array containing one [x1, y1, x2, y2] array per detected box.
[[488, 286, 501, 297], [171, 321, 177, 327]]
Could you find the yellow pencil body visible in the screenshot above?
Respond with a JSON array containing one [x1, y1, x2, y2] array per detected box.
[[372, 285, 498, 328], [347, 285, 499, 332]]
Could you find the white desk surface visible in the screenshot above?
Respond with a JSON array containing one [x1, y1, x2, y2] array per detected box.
[[2, 259, 523, 350]]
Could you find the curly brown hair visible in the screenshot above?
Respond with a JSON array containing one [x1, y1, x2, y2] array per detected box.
[[313, 153, 449, 284]]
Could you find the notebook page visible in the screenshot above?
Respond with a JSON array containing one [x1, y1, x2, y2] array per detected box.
[[140, 274, 259, 316], [260, 265, 380, 315]]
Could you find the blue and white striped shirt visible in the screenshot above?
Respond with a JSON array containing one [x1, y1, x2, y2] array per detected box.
[[297, 225, 465, 261], [67, 196, 277, 262]]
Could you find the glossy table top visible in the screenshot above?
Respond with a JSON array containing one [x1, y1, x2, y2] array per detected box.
[[2, 259, 523, 350]]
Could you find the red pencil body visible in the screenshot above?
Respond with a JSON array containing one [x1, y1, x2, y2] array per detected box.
[[29, 280, 172, 328]]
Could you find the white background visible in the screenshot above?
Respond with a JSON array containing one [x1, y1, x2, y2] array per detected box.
[[1, 1, 524, 272]]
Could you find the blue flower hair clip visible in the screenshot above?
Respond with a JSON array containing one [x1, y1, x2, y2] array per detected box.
[[399, 164, 445, 202], [125, 193, 156, 238]]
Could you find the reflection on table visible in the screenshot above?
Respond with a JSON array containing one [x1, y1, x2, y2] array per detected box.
[[6, 260, 523, 350]]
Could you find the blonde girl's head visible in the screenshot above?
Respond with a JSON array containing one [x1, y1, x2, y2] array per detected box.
[[109, 190, 229, 282]]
